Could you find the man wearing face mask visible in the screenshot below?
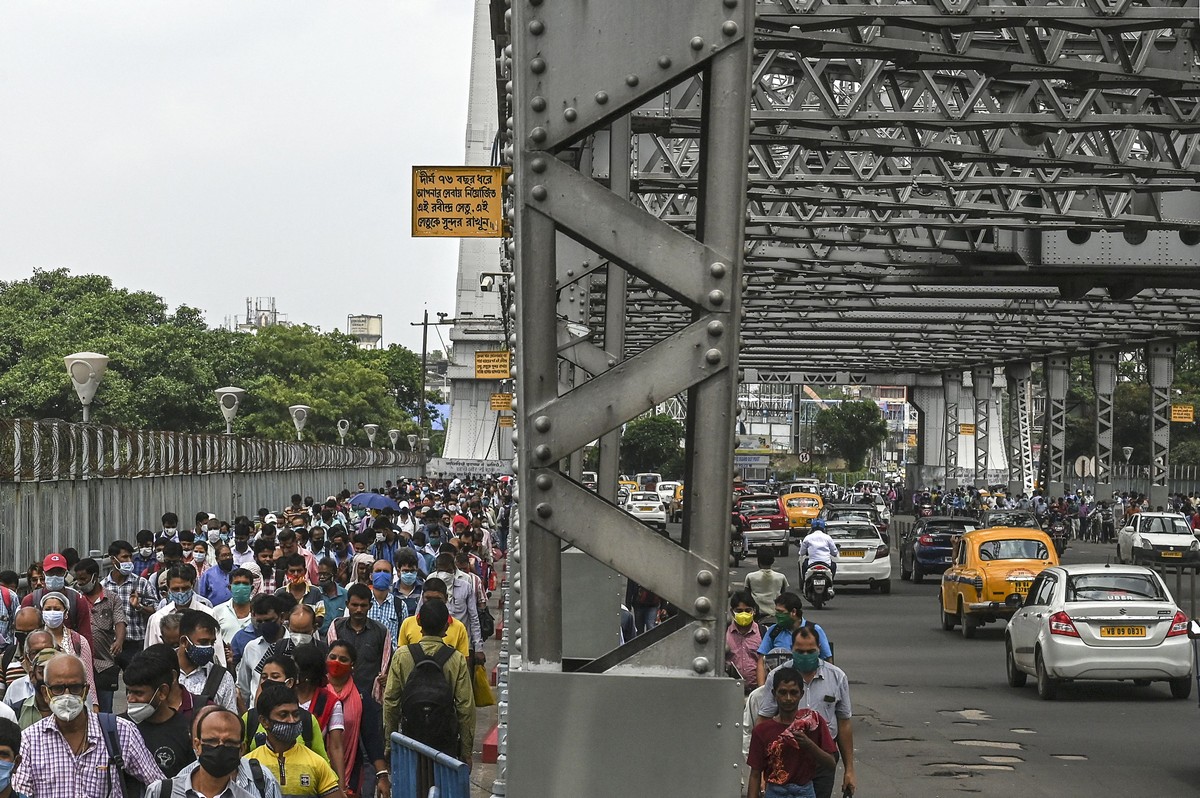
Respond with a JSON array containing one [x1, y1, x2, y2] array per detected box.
[[284, 605, 325, 659], [133, 530, 159, 578], [275, 529, 319, 585], [160, 707, 280, 798], [123, 653, 196, 777], [273, 555, 325, 616], [176, 611, 238, 714], [71, 559, 125, 714], [367, 560, 404, 642], [231, 523, 256, 568], [145, 566, 228, 668], [428, 552, 482, 662], [14, 654, 164, 798], [325, 585, 392, 701], [0, 608, 43, 699], [0, 717, 25, 798], [213, 569, 256, 647], [247, 683, 345, 798], [315, 559, 346, 636], [236, 596, 286, 707], [19, 554, 93, 651], [755, 626, 856, 798], [104, 540, 160, 672], [2, 628, 51, 727], [198, 544, 237, 606]]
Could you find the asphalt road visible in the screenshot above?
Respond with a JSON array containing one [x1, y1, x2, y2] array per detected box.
[[718, 529, 1200, 797]]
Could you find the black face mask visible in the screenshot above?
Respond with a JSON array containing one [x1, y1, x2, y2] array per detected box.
[[198, 743, 242, 778]]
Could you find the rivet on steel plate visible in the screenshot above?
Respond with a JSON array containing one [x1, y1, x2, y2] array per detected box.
[[594, 91, 609, 105], [696, 569, 714, 586], [531, 156, 547, 172], [722, 21, 738, 35], [625, 74, 639, 87], [530, 127, 547, 143], [708, 289, 726, 306], [510, 431, 519, 446], [693, 627, 711, 644], [531, 185, 548, 201], [692, 657, 711, 674], [535, 474, 553, 490], [529, 58, 546, 74], [709, 262, 727, 278], [563, 107, 577, 122], [693, 596, 712, 614], [534, 444, 552, 461], [528, 19, 544, 35], [657, 56, 672, 69], [530, 96, 547, 112], [705, 348, 723, 365], [534, 415, 551, 432], [535, 503, 553, 518], [707, 320, 725, 337], [690, 37, 705, 50]]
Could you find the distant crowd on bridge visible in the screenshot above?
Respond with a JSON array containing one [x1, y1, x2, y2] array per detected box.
[[0, 476, 513, 798]]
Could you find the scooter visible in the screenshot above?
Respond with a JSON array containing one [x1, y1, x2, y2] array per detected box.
[[802, 561, 835, 610], [730, 523, 746, 567]]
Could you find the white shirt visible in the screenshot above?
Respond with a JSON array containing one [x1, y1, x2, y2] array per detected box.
[[799, 530, 839, 565], [212, 599, 254, 643], [231, 546, 256, 567], [236, 636, 274, 707], [2, 676, 32, 712], [144, 598, 227, 667]]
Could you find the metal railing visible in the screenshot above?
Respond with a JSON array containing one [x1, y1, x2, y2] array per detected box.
[[389, 733, 471, 798], [0, 419, 420, 482]]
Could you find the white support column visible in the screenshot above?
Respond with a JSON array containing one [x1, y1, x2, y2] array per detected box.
[[1043, 355, 1069, 498], [1147, 342, 1175, 508], [1092, 348, 1119, 500], [1004, 363, 1034, 497], [943, 372, 962, 490], [972, 366, 993, 489]]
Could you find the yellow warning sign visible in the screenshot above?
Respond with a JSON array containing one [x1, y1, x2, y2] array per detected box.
[[490, 393, 512, 411], [959, 424, 976, 436], [907, 434, 917, 448], [1171, 404, 1194, 423], [412, 166, 505, 237], [474, 350, 511, 379], [498, 415, 514, 428]]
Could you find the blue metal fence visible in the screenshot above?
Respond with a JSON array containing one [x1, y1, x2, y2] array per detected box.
[[390, 732, 471, 798]]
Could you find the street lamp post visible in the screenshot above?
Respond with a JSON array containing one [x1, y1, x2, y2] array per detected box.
[[288, 405, 312, 442], [337, 419, 350, 446], [363, 424, 380, 448], [407, 433, 418, 451], [214, 387, 246, 435], [64, 352, 109, 423], [388, 429, 401, 450]]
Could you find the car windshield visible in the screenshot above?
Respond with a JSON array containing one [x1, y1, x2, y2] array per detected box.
[[786, 497, 820, 509], [830, 509, 872, 521], [976, 538, 1050, 561], [740, 499, 780, 516], [827, 525, 878, 541], [927, 523, 975, 533], [630, 493, 658, 502], [1066, 573, 1166, 602], [986, 512, 1039, 528], [1140, 517, 1192, 536]]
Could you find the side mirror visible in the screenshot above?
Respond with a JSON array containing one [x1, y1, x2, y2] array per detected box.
[[882, 533, 890, 546]]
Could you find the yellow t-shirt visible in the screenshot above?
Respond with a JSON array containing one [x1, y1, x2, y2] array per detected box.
[[397, 614, 470, 657], [248, 741, 340, 798]]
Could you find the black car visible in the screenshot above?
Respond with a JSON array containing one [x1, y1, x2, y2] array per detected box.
[[899, 516, 977, 583]]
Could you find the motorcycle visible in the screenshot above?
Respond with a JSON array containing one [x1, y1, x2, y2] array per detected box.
[[1045, 516, 1068, 555], [802, 561, 835, 610], [730, 523, 745, 567], [916, 503, 934, 519]]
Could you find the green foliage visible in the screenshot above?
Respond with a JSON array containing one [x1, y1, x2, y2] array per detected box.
[[813, 400, 888, 471], [620, 415, 684, 476], [0, 269, 426, 443]]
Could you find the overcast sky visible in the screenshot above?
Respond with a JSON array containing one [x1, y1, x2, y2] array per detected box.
[[0, 2, 476, 353]]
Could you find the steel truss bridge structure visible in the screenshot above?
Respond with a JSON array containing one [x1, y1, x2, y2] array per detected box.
[[484, 0, 1199, 794]]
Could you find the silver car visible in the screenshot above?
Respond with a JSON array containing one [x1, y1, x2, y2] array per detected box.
[[1005, 563, 1193, 700]]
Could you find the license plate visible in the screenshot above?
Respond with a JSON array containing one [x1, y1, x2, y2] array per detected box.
[[637, 507, 652, 512], [1012, 580, 1032, 595], [1099, 626, 1147, 637], [1162, 551, 1183, 558], [841, 550, 865, 558], [811, 577, 826, 586], [751, 521, 769, 529]]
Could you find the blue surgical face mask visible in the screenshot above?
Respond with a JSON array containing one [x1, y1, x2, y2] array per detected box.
[[399, 571, 418, 586], [371, 572, 393, 591], [0, 756, 15, 791], [169, 589, 194, 606], [118, 561, 135, 575], [44, 575, 65, 592]]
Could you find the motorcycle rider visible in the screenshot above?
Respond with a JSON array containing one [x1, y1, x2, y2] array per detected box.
[[799, 525, 840, 582]]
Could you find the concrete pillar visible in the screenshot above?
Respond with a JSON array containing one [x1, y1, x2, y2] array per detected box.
[[943, 372, 962, 491], [909, 384, 946, 492], [1043, 355, 1069, 498], [1004, 363, 1034, 497], [1092, 348, 1119, 500], [972, 366, 993, 488], [1147, 342, 1175, 508]]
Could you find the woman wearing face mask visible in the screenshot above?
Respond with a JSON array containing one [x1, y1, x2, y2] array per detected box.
[[189, 541, 211, 580], [246, 682, 346, 798], [292, 645, 346, 789], [324, 642, 388, 798], [243, 655, 330, 763], [38, 594, 97, 712]]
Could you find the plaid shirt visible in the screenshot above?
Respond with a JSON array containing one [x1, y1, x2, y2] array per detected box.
[[368, 591, 406, 643], [101, 571, 158, 641], [13, 713, 164, 798]]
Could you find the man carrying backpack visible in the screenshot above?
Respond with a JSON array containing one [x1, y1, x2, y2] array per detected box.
[[381, 599, 474, 765]]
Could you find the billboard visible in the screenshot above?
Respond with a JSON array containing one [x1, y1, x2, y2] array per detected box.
[[412, 166, 505, 237]]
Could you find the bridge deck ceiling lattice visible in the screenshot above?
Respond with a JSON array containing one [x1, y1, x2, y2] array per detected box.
[[556, 0, 1200, 380]]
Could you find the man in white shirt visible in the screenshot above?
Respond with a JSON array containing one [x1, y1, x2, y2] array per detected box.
[[176, 610, 238, 713], [144, 565, 227, 667], [799, 527, 840, 580]]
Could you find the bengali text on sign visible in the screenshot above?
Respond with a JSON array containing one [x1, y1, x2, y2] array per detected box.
[[498, 415, 514, 428], [1171, 404, 1194, 423], [412, 166, 505, 237], [959, 423, 976, 435], [474, 350, 511, 379], [490, 393, 512, 411]]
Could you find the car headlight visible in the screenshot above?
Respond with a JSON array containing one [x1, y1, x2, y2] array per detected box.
[[1190, 539, 1199, 551], [1133, 536, 1147, 548]]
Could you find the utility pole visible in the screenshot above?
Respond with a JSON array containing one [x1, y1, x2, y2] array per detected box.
[[410, 310, 459, 479]]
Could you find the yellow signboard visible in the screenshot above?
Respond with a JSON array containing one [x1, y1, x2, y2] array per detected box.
[[1172, 404, 1194, 423], [498, 415, 514, 428], [490, 393, 512, 411], [907, 434, 918, 448], [474, 350, 511, 379], [959, 423, 976, 435], [412, 166, 505, 237]]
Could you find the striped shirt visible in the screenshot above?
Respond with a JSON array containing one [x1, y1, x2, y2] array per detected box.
[[101, 571, 158, 641], [14, 713, 164, 798]]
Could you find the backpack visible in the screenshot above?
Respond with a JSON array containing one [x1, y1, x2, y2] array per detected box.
[[400, 643, 458, 755], [99, 712, 148, 798], [478, 604, 496, 642], [147, 760, 267, 798], [245, 707, 315, 750], [196, 665, 229, 709]]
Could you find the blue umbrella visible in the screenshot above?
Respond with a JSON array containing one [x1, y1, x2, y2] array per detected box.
[[348, 492, 401, 511]]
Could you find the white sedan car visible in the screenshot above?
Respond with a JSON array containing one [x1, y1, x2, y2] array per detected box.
[[1005, 564, 1193, 700], [1115, 512, 1200, 567], [806, 521, 891, 594], [624, 491, 667, 531]]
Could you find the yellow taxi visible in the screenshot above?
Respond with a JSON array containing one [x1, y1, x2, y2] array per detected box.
[[669, 483, 685, 523], [940, 527, 1058, 639], [780, 492, 823, 536]]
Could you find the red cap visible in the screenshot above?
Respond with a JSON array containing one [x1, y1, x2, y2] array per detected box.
[[42, 553, 68, 572], [453, 515, 470, 529]]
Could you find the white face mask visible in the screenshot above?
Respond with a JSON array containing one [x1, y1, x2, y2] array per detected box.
[[287, 632, 314, 646], [48, 693, 85, 722], [193, 552, 207, 564]]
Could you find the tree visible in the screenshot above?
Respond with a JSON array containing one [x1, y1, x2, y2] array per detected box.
[[813, 401, 887, 471], [620, 415, 684, 476]]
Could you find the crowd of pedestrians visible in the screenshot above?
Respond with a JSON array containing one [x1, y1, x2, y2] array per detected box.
[[0, 477, 512, 798]]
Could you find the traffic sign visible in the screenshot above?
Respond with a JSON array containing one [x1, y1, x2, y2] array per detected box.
[[1074, 455, 1095, 478], [798, 451, 811, 464]]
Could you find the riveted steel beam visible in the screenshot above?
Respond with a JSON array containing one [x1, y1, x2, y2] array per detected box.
[[1147, 341, 1176, 507]]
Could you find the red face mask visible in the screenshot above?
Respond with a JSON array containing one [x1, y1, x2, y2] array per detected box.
[[327, 659, 352, 679]]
